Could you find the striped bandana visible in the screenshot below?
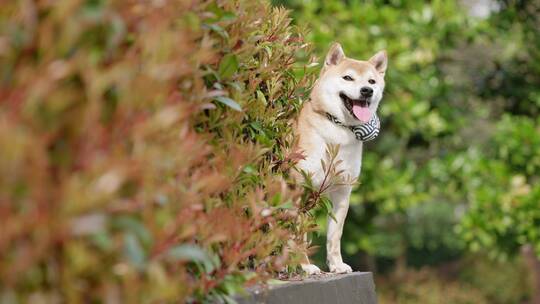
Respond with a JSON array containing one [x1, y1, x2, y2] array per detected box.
[[325, 113, 380, 142]]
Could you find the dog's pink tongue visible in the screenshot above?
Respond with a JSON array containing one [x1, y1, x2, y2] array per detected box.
[[352, 105, 372, 123]]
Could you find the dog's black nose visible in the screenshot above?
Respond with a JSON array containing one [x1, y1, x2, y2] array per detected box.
[[360, 87, 373, 97]]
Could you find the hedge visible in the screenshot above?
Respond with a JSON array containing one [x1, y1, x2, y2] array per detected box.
[[0, 1, 318, 302]]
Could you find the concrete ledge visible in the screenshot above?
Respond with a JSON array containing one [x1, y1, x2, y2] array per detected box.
[[236, 272, 377, 304]]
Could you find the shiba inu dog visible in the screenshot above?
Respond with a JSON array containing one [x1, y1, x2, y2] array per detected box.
[[295, 43, 387, 274]]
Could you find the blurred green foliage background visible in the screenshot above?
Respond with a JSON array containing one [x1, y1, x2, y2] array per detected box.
[[275, 0, 540, 302]]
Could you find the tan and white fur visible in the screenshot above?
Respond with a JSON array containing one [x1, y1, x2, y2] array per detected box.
[[295, 43, 387, 274]]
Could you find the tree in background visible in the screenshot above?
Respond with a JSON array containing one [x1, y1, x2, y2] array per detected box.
[[458, 1, 540, 301]]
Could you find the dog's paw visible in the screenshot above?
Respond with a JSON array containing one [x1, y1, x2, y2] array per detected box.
[[301, 264, 322, 275], [328, 262, 353, 274]]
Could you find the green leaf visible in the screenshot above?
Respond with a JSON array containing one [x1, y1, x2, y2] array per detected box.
[[168, 244, 206, 260], [214, 96, 242, 112], [277, 200, 293, 209], [113, 216, 153, 247], [321, 196, 337, 222], [243, 165, 256, 174], [204, 23, 229, 40], [218, 54, 239, 79], [167, 244, 216, 273], [220, 12, 236, 22], [124, 233, 146, 270], [256, 90, 267, 105]]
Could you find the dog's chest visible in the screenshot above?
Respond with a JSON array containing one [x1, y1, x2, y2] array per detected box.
[[298, 121, 364, 187], [332, 142, 364, 182]]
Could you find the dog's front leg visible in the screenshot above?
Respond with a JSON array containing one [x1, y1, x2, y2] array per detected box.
[[300, 233, 322, 275], [326, 187, 353, 273]]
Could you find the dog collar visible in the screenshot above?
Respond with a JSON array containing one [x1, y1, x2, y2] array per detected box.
[[325, 113, 380, 142]]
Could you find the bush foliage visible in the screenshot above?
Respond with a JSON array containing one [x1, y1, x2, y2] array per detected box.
[[0, 1, 317, 302]]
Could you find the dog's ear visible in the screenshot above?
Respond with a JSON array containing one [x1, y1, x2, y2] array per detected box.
[[369, 50, 388, 76], [323, 42, 345, 70]]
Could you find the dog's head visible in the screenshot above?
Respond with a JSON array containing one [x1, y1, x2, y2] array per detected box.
[[312, 43, 387, 125]]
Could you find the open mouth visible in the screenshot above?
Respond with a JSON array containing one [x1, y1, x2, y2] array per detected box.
[[339, 92, 372, 123]]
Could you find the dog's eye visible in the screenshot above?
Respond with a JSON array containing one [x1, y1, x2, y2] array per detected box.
[[368, 79, 376, 84], [342, 75, 354, 81]]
